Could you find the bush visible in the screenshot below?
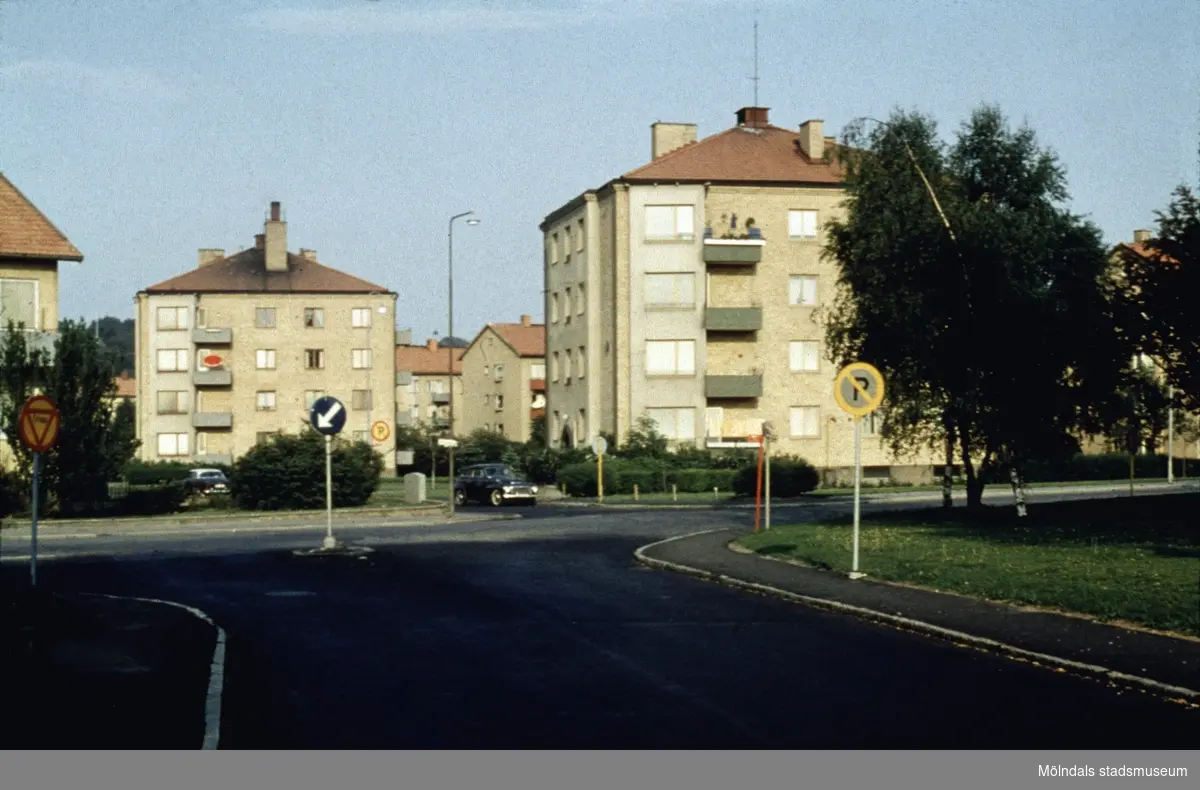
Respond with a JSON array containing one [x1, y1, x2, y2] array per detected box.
[[0, 469, 25, 519], [733, 455, 819, 498], [109, 481, 188, 516], [668, 468, 738, 493], [231, 430, 382, 511], [983, 452, 1190, 484]]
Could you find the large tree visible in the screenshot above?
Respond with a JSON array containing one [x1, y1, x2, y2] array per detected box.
[[824, 105, 1125, 508], [1112, 185, 1200, 409], [1, 319, 140, 515]]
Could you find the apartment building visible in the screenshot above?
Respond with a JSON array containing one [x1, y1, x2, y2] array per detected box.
[[1, 172, 84, 469], [459, 315, 546, 441], [134, 203, 398, 473], [394, 336, 465, 434], [540, 106, 939, 483]]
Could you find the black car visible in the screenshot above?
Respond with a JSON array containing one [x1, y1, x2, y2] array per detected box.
[[184, 468, 229, 496], [453, 464, 538, 507]]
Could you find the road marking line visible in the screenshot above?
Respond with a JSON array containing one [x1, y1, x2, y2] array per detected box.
[[633, 533, 1200, 705], [86, 593, 227, 749]]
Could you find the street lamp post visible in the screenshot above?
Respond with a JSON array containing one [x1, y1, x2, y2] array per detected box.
[[447, 210, 480, 518]]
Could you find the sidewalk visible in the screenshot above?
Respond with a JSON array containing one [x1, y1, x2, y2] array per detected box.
[[638, 529, 1200, 701], [0, 579, 218, 748]]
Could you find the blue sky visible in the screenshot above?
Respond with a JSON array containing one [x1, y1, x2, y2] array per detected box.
[[3, 0, 1197, 341]]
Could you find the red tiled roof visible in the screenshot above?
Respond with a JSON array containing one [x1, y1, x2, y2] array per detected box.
[[112, 375, 136, 398], [395, 342, 463, 375], [0, 172, 84, 261], [1114, 241, 1180, 265], [488, 323, 545, 358], [622, 124, 844, 184], [143, 247, 390, 294]]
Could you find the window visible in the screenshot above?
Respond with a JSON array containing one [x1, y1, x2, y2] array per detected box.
[[551, 352, 560, 382], [564, 226, 572, 260], [304, 390, 325, 409], [788, 209, 818, 239], [531, 363, 546, 379], [156, 349, 188, 372], [645, 204, 695, 240], [645, 340, 695, 376], [351, 308, 371, 328], [256, 391, 277, 411], [576, 284, 585, 315], [495, 394, 504, 410], [789, 275, 818, 306], [156, 306, 188, 331], [428, 379, 445, 394], [196, 432, 208, 455], [406, 378, 419, 395], [0, 279, 37, 328], [353, 430, 369, 443], [303, 349, 324, 369], [493, 363, 505, 382], [644, 273, 695, 307], [352, 349, 373, 369], [790, 406, 821, 438], [577, 346, 586, 378], [864, 410, 882, 436], [352, 390, 372, 410], [255, 307, 276, 328], [157, 432, 189, 457], [577, 219, 585, 251], [550, 292, 559, 323], [256, 349, 277, 370], [195, 308, 207, 328], [789, 341, 820, 372], [304, 308, 324, 328], [483, 365, 490, 377], [647, 408, 696, 441], [564, 288, 573, 323], [564, 350, 573, 383], [156, 390, 188, 414], [195, 348, 215, 371], [496, 423, 505, 435], [551, 233, 560, 264]]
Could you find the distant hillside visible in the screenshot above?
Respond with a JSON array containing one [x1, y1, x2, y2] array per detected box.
[[66, 317, 135, 375]]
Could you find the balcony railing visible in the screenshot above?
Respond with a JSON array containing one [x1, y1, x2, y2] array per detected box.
[[431, 392, 450, 405], [703, 238, 764, 265], [193, 453, 233, 466], [193, 369, 233, 387], [705, 374, 763, 399], [704, 306, 762, 332], [191, 327, 232, 344], [191, 412, 233, 429]]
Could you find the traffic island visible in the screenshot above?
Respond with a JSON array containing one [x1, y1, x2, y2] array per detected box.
[[291, 544, 376, 559], [0, 577, 218, 748]]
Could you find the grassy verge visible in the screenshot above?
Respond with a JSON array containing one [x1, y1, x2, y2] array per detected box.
[[737, 493, 1200, 636], [565, 491, 738, 505], [804, 477, 1181, 496]]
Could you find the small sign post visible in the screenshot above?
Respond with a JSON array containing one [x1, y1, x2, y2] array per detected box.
[[18, 394, 61, 587], [762, 420, 777, 531], [591, 436, 608, 502], [833, 362, 886, 580], [309, 396, 347, 550]]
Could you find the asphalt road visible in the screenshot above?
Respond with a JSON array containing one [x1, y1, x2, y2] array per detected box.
[[8, 496, 1195, 748]]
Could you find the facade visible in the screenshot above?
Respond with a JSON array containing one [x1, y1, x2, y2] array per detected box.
[[394, 337, 465, 435], [459, 315, 546, 441], [1, 172, 84, 470], [539, 106, 939, 483], [134, 203, 398, 473]]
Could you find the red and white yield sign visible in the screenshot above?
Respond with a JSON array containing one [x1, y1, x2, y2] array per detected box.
[[18, 394, 61, 452]]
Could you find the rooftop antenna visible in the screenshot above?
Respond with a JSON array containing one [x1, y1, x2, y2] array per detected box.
[[749, 14, 760, 107]]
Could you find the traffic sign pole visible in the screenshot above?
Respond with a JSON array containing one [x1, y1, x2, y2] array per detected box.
[[850, 416, 864, 579], [764, 435, 771, 531], [31, 452, 41, 587], [591, 436, 608, 503], [324, 435, 335, 549]]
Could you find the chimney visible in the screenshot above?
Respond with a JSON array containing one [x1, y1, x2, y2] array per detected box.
[[264, 201, 287, 273], [1133, 229, 1152, 243], [735, 106, 770, 128], [426, 338, 438, 352], [299, 248, 318, 262], [798, 119, 825, 161], [519, 314, 532, 327], [651, 122, 698, 160], [198, 248, 224, 267]]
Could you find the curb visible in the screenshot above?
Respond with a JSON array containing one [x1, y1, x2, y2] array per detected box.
[[1, 505, 447, 532], [84, 593, 227, 749], [633, 531, 1200, 706]]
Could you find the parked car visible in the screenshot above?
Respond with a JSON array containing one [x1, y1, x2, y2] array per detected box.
[[453, 463, 538, 507], [185, 468, 229, 495]]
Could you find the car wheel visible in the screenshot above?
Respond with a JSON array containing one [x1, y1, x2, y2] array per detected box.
[[489, 489, 504, 507], [454, 489, 467, 506]]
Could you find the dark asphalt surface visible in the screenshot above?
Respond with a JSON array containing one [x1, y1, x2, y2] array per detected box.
[[11, 505, 1195, 749]]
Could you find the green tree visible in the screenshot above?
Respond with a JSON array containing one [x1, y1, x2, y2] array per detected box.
[[230, 430, 381, 510], [1098, 364, 1171, 454], [618, 415, 669, 460], [825, 106, 1125, 509]]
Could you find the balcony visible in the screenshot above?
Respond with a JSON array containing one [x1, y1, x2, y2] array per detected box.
[[191, 327, 232, 344], [193, 369, 232, 387], [194, 453, 233, 466], [432, 416, 450, 429], [396, 370, 413, 386], [705, 374, 763, 399], [431, 392, 451, 405], [396, 410, 413, 426], [704, 306, 762, 332], [703, 238, 764, 266], [191, 412, 233, 429]]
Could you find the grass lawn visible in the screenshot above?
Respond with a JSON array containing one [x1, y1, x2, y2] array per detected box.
[[804, 477, 1179, 496], [737, 493, 1200, 636], [566, 490, 739, 505]]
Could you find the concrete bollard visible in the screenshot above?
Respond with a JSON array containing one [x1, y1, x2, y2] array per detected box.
[[672, 484, 678, 501], [633, 484, 639, 501]]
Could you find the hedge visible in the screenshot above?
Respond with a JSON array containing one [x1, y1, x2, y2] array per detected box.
[[982, 452, 1192, 484], [556, 461, 740, 496], [122, 459, 232, 486], [732, 455, 819, 498]]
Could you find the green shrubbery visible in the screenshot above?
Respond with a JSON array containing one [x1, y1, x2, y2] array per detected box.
[[121, 459, 233, 485], [983, 452, 1190, 484], [109, 481, 189, 516], [732, 455, 820, 498], [231, 430, 383, 510]]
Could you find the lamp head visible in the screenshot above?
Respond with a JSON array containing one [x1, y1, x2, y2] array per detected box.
[[466, 217, 481, 226]]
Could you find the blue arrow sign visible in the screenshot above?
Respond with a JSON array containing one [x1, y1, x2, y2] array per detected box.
[[309, 396, 346, 436]]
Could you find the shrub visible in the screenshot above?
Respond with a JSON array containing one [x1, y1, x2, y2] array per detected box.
[[0, 469, 25, 519], [109, 481, 188, 516], [668, 468, 738, 493], [556, 460, 610, 497], [732, 455, 819, 498], [122, 459, 232, 486], [520, 446, 589, 484], [231, 430, 382, 511]]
